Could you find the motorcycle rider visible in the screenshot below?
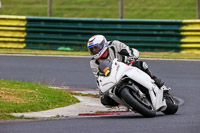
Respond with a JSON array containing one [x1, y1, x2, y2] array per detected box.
[[88, 35, 165, 107]]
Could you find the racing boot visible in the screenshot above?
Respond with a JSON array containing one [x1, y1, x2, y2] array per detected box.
[[151, 75, 165, 88], [149, 72, 171, 96], [140, 61, 165, 88], [145, 69, 170, 96], [143, 66, 164, 88], [161, 85, 171, 97], [141, 62, 169, 95]]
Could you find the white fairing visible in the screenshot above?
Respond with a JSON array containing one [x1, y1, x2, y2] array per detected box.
[[97, 59, 167, 111]]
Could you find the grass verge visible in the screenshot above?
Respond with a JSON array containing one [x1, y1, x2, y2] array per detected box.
[[0, 49, 90, 56], [68, 91, 99, 98], [140, 51, 200, 60], [0, 80, 80, 120], [0, 49, 200, 60], [0, 114, 27, 121]]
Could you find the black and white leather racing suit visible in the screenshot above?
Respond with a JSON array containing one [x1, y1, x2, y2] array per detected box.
[[89, 40, 164, 107]]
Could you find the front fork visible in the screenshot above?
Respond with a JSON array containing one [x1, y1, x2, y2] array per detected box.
[[149, 83, 167, 111]]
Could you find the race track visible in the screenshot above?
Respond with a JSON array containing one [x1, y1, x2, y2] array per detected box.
[[0, 55, 200, 133]]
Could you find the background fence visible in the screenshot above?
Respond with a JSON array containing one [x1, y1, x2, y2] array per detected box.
[[0, 15, 200, 52]]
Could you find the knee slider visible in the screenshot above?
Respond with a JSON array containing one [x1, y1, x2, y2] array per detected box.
[[142, 62, 148, 70]]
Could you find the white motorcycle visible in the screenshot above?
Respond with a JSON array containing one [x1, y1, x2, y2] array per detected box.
[[97, 59, 178, 117]]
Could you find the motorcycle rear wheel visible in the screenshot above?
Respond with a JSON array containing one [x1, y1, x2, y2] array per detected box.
[[120, 87, 156, 117]]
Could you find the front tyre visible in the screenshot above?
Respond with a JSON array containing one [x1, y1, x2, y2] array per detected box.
[[120, 87, 156, 117], [162, 94, 178, 115]]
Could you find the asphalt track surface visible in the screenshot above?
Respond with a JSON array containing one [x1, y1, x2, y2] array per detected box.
[[0, 55, 200, 133]]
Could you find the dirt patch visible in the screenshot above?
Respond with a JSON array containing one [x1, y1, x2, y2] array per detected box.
[[0, 88, 36, 103]]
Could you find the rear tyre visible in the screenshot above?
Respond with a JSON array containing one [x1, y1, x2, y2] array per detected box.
[[120, 87, 156, 117], [162, 94, 178, 115]]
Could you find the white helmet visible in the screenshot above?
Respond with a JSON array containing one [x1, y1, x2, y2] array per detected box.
[[87, 35, 108, 59]]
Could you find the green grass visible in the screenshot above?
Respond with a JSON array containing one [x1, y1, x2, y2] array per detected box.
[[0, 113, 27, 120], [68, 91, 100, 98], [140, 51, 200, 60], [0, 80, 79, 120], [0, 48, 90, 56], [0, 0, 196, 19]]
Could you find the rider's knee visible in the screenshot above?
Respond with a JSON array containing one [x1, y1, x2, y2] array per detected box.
[[142, 61, 149, 70], [132, 61, 149, 72]]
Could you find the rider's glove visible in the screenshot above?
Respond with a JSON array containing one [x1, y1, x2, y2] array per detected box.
[[126, 48, 139, 62], [128, 56, 137, 61], [126, 55, 138, 64]]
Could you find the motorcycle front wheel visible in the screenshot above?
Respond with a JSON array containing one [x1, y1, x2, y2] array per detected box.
[[120, 87, 156, 117], [162, 94, 178, 115]]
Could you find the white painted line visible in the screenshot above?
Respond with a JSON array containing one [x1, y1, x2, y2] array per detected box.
[[0, 54, 200, 61]]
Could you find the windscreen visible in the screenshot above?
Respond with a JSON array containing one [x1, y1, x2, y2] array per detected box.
[[98, 60, 112, 77]]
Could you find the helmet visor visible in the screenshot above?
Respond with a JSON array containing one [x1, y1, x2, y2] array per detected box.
[[88, 40, 105, 55]]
